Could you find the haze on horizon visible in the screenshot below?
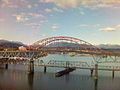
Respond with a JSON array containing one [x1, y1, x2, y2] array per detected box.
[[0, 0, 120, 45]]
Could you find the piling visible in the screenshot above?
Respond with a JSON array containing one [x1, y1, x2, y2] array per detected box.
[[44, 66, 47, 73], [5, 64, 8, 69], [90, 69, 93, 77], [112, 69, 115, 79]]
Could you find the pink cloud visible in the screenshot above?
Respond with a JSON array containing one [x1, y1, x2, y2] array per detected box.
[[0, 0, 30, 8], [40, 0, 120, 8]]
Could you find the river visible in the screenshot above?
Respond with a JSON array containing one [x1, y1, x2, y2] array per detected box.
[[0, 54, 120, 90]]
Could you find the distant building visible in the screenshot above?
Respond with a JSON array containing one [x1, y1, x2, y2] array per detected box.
[[19, 46, 27, 51]]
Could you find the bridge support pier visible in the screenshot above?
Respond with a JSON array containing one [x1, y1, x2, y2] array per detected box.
[[112, 69, 115, 79], [5, 64, 8, 69], [28, 60, 34, 74], [44, 66, 47, 73], [94, 64, 98, 79], [90, 69, 94, 77]]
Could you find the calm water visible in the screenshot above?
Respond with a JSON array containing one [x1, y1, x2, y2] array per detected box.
[[0, 54, 120, 90]]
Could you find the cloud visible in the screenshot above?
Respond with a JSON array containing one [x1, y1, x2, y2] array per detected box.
[[45, 8, 53, 13], [42, 34, 47, 37], [52, 7, 64, 13], [12, 13, 45, 22], [25, 23, 41, 27], [100, 24, 120, 32], [24, 19, 48, 30], [44, 7, 64, 13], [42, 0, 82, 8], [28, 13, 45, 18], [44, 7, 64, 14], [1, 0, 120, 9], [16, 15, 23, 22], [13, 14, 29, 22], [27, 4, 32, 9], [100, 27, 116, 32], [0, 13, 6, 22], [79, 24, 100, 28], [79, 11, 85, 15], [116, 24, 120, 28], [41, 0, 120, 8], [51, 24, 59, 31], [0, 0, 33, 9], [24, 22, 42, 30], [0, 18, 5, 22]]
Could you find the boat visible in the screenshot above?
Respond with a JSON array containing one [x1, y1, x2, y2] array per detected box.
[[55, 68, 75, 77]]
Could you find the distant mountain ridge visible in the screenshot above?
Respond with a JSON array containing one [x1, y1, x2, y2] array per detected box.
[[47, 42, 120, 49], [0, 39, 25, 48], [97, 44, 120, 49], [0, 39, 120, 49], [47, 42, 80, 47]]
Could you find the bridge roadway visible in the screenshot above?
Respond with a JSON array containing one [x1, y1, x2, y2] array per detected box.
[[0, 48, 120, 59], [0, 50, 47, 59], [38, 48, 120, 57]]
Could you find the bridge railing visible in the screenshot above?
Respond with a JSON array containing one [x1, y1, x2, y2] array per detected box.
[[45, 60, 91, 68]]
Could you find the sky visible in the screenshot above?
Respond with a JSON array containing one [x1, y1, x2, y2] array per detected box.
[[0, 0, 120, 45]]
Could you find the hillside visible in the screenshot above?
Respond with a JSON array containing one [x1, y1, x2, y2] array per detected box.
[[0, 39, 25, 49]]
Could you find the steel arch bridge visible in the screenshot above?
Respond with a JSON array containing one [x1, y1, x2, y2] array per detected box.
[[33, 36, 110, 56], [0, 36, 119, 62], [33, 36, 98, 48], [32, 36, 120, 63]]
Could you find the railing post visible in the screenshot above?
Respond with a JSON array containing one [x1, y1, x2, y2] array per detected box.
[[94, 64, 98, 79], [28, 59, 34, 74]]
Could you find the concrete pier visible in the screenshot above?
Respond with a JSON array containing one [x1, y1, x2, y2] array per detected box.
[[94, 64, 98, 79], [28, 60, 34, 74]]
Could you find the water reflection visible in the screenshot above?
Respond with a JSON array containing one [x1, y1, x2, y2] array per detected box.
[[65, 74, 70, 82], [94, 79, 98, 90], [28, 73, 34, 90], [1, 69, 120, 90]]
